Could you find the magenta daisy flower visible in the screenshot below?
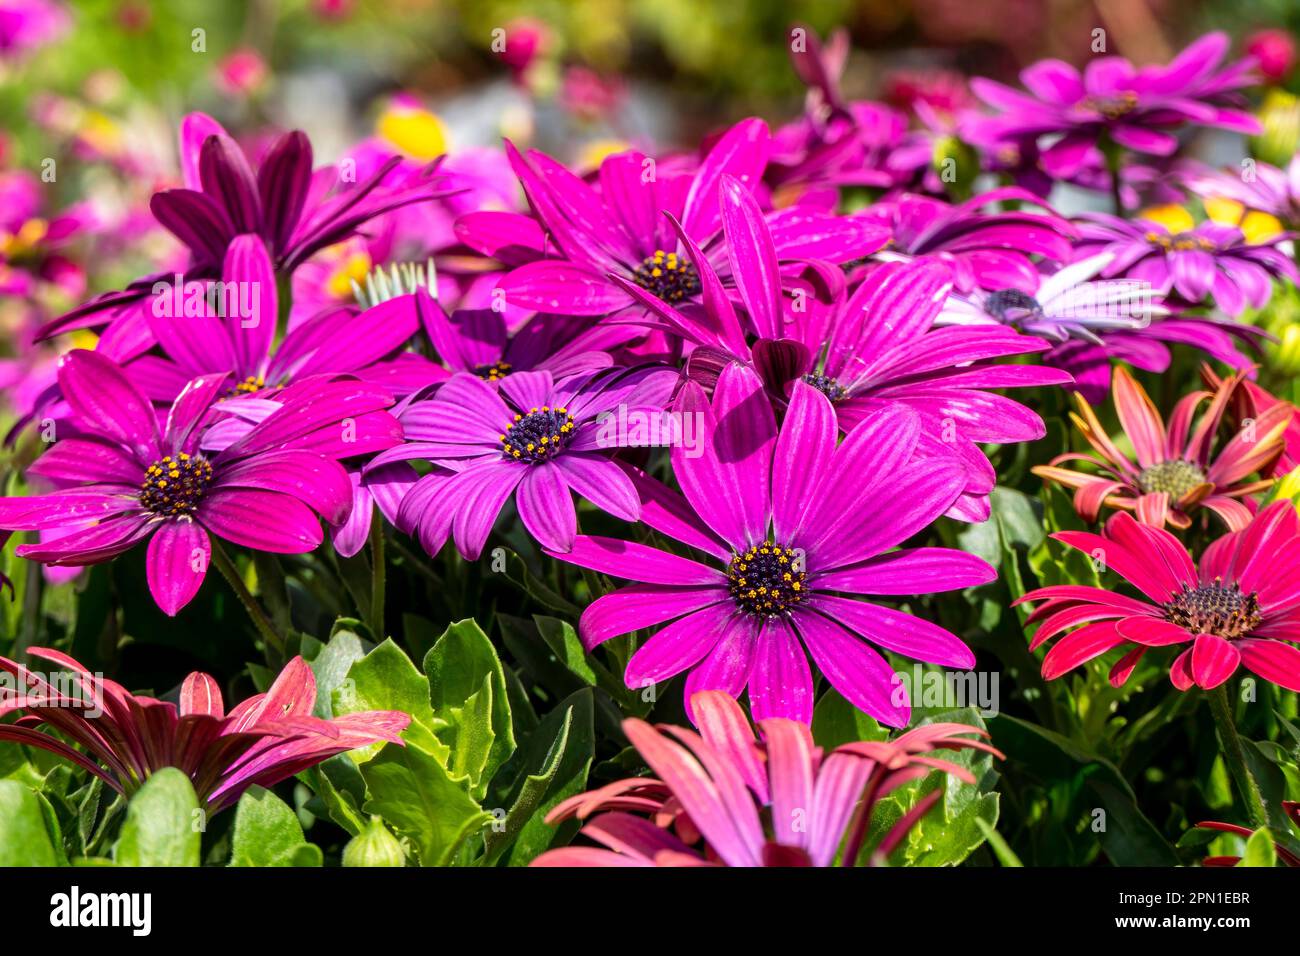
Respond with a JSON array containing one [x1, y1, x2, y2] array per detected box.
[[370, 365, 676, 558], [1072, 213, 1298, 316], [41, 111, 448, 339], [970, 34, 1260, 178], [0, 648, 409, 812], [854, 187, 1076, 294], [532, 690, 1001, 867], [1015, 502, 1300, 692], [464, 121, 884, 317], [548, 364, 994, 726], [0, 350, 400, 615], [122, 235, 437, 401]]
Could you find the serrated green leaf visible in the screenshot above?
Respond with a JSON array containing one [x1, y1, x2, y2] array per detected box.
[[334, 638, 446, 763], [424, 619, 515, 798], [361, 742, 493, 866]]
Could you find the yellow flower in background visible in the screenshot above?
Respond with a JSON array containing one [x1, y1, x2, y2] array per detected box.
[[1203, 196, 1284, 243], [377, 102, 448, 161], [325, 248, 374, 301], [1137, 204, 1195, 233], [1138, 201, 1284, 244], [576, 138, 630, 171]]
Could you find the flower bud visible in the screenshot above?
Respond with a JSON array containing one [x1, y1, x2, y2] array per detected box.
[[342, 817, 406, 867]]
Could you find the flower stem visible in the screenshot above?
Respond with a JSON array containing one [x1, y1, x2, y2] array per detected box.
[[210, 542, 286, 657], [1207, 685, 1269, 830], [369, 516, 386, 639]]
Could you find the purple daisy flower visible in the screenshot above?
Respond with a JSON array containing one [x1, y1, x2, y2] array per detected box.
[[0, 351, 400, 615], [420, 296, 630, 385], [370, 365, 676, 558], [462, 121, 885, 317], [1073, 212, 1298, 316], [970, 33, 1260, 179], [40, 111, 449, 340], [792, 260, 1074, 522], [547, 364, 995, 726], [120, 235, 438, 401], [937, 252, 1265, 403], [853, 187, 1077, 294]]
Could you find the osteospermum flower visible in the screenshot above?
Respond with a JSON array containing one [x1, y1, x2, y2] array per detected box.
[[1015, 502, 1300, 692], [970, 33, 1260, 178], [0, 648, 409, 812], [120, 235, 437, 401], [792, 259, 1073, 522], [532, 690, 1001, 867], [1072, 212, 1298, 316], [41, 111, 448, 339], [1034, 367, 1291, 530], [370, 365, 676, 558], [855, 187, 1076, 294], [0, 350, 400, 614], [463, 120, 884, 317], [548, 365, 994, 726], [1184, 155, 1300, 231]]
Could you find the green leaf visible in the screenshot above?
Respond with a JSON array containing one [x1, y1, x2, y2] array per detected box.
[[423, 619, 516, 798], [112, 769, 201, 867], [493, 689, 595, 866], [865, 709, 1001, 866], [334, 638, 446, 762], [534, 616, 597, 686], [228, 786, 322, 867], [1240, 828, 1278, 867], [361, 743, 493, 866], [975, 818, 1024, 866], [0, 780, 63, 866], [309, 628, 371, 719], [989, 714, 1180, 865]]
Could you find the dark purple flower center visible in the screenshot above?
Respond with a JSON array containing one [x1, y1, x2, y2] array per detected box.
[[1083, 91, 1139, 119], [1145, 231, 1215, 252], [984, 288, 1044, 324], [473, 361, 512, 382], [140, 453, 214, 516], [501, 406, 575, 462], [632, 249, 700, 303], [1137, 459, 1206, 498], [800, 373, 847, 402], [727, 540, 806, 617], [1163, 581, 1261, 640]]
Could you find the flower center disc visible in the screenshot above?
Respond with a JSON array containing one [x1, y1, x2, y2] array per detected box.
[[632, 249, 700, 303], [140, 453, 214, 516], [1145, 232, 1215, 252], [1163, 582, 1262, 639], [473, 361, 512, 382], [1137, 459, 1206, 498], [1083, 91, 1139, 119], [727, 540, 806, 617], [800, 373, 848, 402], [984, 288, 1044, 324], [230, 374, 265, 397], [501, 406, 575, 462]]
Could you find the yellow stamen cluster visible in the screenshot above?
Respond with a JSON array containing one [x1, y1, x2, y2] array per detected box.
[[500, 406, 575, 463], [727, 540, 806, 617], [230, 375, 266, 396], [632, 249, 701, 303], [139, 453, 214, 516], [1083, 91, 1139, 119], [474, 361, 513, 382], [1145, 231, 1215, 252]]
